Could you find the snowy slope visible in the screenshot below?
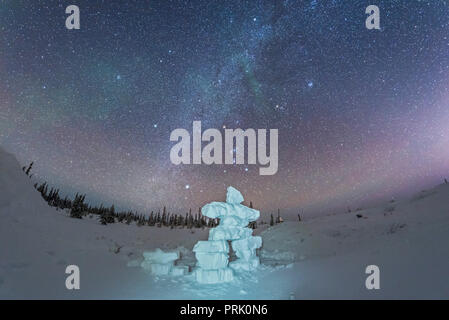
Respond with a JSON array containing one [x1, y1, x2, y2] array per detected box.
[[0, 147, 209, 299], [1, 146, 448, 299], [260, 184, 449, 299]]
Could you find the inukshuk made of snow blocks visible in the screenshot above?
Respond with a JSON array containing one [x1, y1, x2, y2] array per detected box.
[[193, 186, 262, 284]]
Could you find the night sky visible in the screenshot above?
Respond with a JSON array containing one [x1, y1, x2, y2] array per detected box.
[[1, 0, 449, 215]]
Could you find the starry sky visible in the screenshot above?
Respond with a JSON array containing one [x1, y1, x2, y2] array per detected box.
[[1, 0, 449, 216]]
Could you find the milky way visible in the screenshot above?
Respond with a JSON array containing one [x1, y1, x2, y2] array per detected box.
[[1, 0, 449, 215]]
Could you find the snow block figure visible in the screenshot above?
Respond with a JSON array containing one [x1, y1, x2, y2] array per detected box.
[[193, 186, 262, 284], [140, 248, 188, 276]]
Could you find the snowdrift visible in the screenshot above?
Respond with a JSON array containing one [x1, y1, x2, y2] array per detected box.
[[0, 147, 51, 216], [0, 146, 208, 299]]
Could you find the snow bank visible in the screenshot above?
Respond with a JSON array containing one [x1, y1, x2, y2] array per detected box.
[[0, 148, 52, 216], [0, 146, 207, 298]]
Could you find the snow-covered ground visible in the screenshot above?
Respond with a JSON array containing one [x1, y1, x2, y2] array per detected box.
[[1, 146, 448, 299]]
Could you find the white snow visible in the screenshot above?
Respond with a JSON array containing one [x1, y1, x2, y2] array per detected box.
[[1, 146, 449, 299], [194, 268, 234, 284]]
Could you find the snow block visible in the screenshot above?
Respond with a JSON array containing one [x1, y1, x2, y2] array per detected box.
[[219, 215, 248, 227], [142, 248, 179, 264], [232, 236, 262, 251], [226, 186, 244, 204], [193, 240, 229, 253], [171, 266, 189, 276], [195, 252, 229, 269], [229, 258, 260, 271], [140, 260, 153, 271], [201, 202, 230, 219], [235, 249, 257, 261], [195, 267, 234, 284], [232, 204, 260, 221], [140, 248, 181, 276], [230, 237, 262, 270], [202, 202, 260, 221], [140, 260, 173, 275], [208, 226, 253, 241], [150, 263, 173, 275]]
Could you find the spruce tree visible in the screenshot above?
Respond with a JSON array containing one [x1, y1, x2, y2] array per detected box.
[[70, 194, 85, 219], [162, 207, 167, 226], [23, 162, 33, 177]]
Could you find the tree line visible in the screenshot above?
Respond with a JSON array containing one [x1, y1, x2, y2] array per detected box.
[[22, 162, 262, 229]]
